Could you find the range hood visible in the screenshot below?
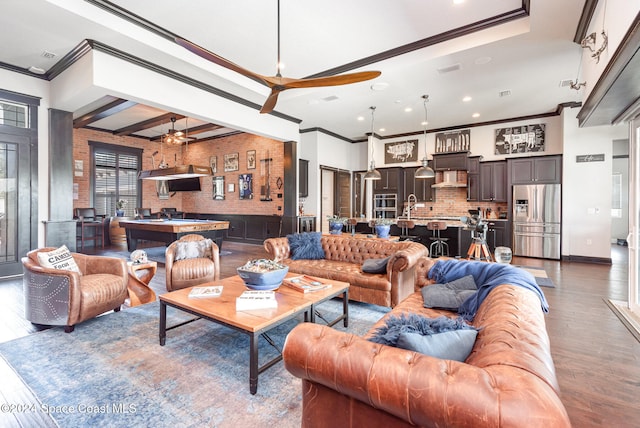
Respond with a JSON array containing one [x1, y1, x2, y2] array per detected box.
[[138, 165, 212, 180], [431, 170, 467, 188]]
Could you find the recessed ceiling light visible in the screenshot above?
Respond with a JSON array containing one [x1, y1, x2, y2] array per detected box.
[[370, 82, 389, 91], [453, 0, 465, 4], [474, 56, 492, 65], [404, 107, 412, 112], [421, 121, 429, 126], [379, 128, 386, 133], [462, 96, 472, 102], [472, 113, 480, 118]]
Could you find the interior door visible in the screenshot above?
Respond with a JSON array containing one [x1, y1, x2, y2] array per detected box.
[[320, 169, 334, 233], [629, 117, 640, 314], [336, 171, 351, 218], [0, 131, 34, 277]]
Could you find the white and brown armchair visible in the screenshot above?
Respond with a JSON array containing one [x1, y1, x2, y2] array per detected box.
[[165, 234, 220, 292], [22, 247, 128, 332]]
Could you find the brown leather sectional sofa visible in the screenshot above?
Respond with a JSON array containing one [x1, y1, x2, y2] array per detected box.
[[283, 257, 571, 427], [264, 234, 428, 308]]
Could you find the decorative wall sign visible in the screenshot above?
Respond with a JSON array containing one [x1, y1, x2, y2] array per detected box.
[[224, 153, 239, 172], [576, 154, 605, 163], [209, 156, 217, 174], [435, 130, 470, 153], [239, 174, 253, 199], [495, 124, 545, 155], [384, 139, 418, 164], [212, 176, 224, 200], [247, 150, 256, 169]]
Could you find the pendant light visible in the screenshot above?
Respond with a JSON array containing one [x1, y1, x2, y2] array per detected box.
[[363, 106, 382, 180], [415, 95, 435, 179]]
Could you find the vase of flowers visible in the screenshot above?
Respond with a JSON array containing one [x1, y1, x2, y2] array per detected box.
[[373, 218, 394, 238], [116, 199, 127, 217], [327, 215, 347, 235]]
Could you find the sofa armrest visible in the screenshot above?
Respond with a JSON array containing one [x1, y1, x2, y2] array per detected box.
[[264, 237, 290, 261], [283, 322, 570, 427], [387, 242, 427, 274]]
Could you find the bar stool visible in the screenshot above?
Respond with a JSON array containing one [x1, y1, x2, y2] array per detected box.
[[346, 218, 358, 235], [426, 221, 449, 257], [397, 219, 417, 241]]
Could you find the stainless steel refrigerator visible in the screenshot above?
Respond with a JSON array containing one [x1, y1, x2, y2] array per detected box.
[[513, 184, 561, 259]]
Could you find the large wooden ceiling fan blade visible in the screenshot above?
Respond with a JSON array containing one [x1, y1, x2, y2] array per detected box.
[[284, 71, 382, 89], [175, 37, 269, 86], [260, 89, 283, 114]]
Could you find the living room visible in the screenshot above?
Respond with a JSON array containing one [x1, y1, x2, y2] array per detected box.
[[1, 0, 640, 426]]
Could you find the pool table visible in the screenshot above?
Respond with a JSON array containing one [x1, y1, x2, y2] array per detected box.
[[119, 219, 230, 252]]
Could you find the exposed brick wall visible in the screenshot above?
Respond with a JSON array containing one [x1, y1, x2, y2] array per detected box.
[[72, 129, 282, 217]]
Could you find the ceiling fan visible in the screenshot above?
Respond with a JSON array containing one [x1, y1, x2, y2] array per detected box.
[[175, 0, 381, 114], [163, 116, 195, 145]]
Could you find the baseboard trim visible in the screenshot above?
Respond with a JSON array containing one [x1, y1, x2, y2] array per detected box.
[[561, 255, 612, 265]]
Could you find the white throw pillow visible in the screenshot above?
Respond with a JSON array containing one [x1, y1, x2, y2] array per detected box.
[[37, 245, 82, 274]]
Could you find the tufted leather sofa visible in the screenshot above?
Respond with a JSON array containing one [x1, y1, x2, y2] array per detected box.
[[283, 257, 571, 427], [264, 235, 428, 308]]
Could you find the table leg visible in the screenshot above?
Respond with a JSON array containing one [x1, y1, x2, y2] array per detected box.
[[159, 301, 167, 346], [343, 289, 349, 327], [249, 333, 259, 395]]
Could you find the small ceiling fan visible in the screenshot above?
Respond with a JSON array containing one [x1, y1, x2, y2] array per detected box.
[[163, 116, 195, 145], [175, 0, 381, 114]]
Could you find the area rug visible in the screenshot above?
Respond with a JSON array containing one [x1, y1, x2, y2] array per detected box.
[[0, 299, 389, 427], [514, 265, 555, 288]]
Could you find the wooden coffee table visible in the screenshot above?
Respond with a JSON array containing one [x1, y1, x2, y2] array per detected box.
[[159, 273, 349, 394]]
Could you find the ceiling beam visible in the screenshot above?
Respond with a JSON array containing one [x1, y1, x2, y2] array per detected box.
[[114, 112, 184, 136], [73, 98, 137, 128]]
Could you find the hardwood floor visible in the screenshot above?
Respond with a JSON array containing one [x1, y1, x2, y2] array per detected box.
[[1, 242, 639, 426]]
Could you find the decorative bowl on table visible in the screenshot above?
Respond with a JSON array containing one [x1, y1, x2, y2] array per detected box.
[[237, 259, 289, 290]]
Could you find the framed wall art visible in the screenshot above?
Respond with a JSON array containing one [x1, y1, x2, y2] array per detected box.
[[384, 139, 418, 164], [247, 150, 256, 169], [224, 153, 239, 172], [212, 176, 224, 200], [495, 124, 545, 155], [435, 129, 470, 153], [209, 156, 217, 174], [239, 174, 253, 199]]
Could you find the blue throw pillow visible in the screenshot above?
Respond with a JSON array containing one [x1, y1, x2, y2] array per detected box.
[[368, 313, 478, 361], [362, 256, 391, 274], [396, 329, 478, 362], [421, 275, 478, 311], [287, 232, 325, 260]]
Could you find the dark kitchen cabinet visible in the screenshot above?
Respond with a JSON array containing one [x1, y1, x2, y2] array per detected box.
[[486, 220, 511, 251], [466, 156, 481, 201], [509, 155, 562, 184], [432, 152, 469, 171], [374, 167, 402, 192], [404, 166, 434, 202], [479, 161, 507, 202], [298, 159, 309, 197]]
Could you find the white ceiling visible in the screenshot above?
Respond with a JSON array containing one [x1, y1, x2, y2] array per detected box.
[[0, 0, 588, 141]]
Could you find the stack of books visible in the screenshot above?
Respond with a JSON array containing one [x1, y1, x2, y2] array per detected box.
[[236, 290, 278, 310], [283, 275, 332, 293]]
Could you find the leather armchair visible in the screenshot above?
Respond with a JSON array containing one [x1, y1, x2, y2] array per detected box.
[[22, 248, 128, 332], [160, 207, 185, 219], [165, 234, 220, 291]]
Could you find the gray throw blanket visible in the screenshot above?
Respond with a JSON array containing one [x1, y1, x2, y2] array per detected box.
[[428, 259, 549, 321]]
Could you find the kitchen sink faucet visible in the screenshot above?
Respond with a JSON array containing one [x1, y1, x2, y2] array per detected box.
[[406, 193, 417, 221]]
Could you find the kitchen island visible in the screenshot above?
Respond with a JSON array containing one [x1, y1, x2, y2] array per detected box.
[[353, 217, 510, 258]]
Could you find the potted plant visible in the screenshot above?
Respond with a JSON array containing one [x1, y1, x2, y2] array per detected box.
[[327, 215, 347, 235], [373, 218, 394, 238], [116, 199, 127, 217]]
